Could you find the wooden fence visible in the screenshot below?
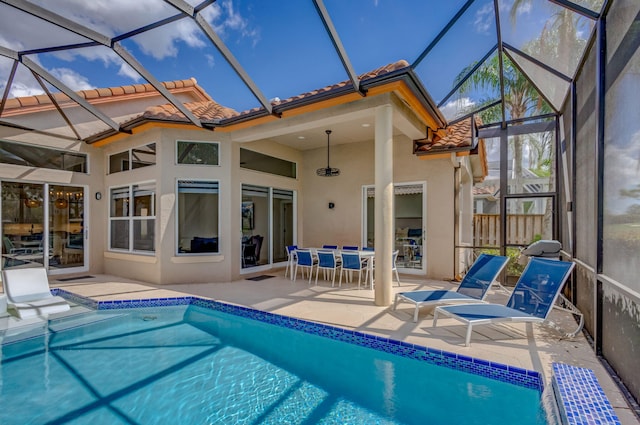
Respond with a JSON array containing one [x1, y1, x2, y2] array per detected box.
[[473, 214, 546, 246]]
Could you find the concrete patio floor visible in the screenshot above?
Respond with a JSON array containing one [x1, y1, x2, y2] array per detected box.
[[2, 269, 638, 424]]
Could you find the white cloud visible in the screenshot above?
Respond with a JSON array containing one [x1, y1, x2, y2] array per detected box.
[[603, 130, 640, 214], [201, 0, 260, 46], [6, 82, 44, 98], [439, 97, 476, 120], [133, 19, 207, 60], [118, 63, 142, 82], [497, 0, 531, 16], [205, 54, 215, 68], [0, 0, 259, 96], [474, 2, 495, 34], [0, 56, 46, 98], [50, 68, 95, 91]]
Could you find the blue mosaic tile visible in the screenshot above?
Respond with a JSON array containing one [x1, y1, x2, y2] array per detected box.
[[55, 289, 99, 309], [552, 363, 621, 425]]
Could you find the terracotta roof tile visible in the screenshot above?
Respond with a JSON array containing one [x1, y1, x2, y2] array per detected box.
[[96, 88, 112, 97], [1, 78, 207, 113], [35, 94, 49, 104], [18, 96, 38, 107], [114, 61, 407, 127], [473, 184, 499, 196], [139, 100, 238, 122], [413, 116, 482, 153], [134, 84, 149, 93], [81, 89, 99, 99], [239, 60, 411, 114]]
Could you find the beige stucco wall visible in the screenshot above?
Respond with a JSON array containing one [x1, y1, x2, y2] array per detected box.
[[99, 127, 232, 284], [96, 127, 306, 284], [2, 95, 461, 284], [300, 134, 455, 280]]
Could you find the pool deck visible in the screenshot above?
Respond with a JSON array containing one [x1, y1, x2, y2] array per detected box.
[[1, 270, 638, 424]]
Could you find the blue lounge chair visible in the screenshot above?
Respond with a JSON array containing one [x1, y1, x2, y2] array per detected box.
[[433, 257, 575, 346], [393, 253, 509, 322]]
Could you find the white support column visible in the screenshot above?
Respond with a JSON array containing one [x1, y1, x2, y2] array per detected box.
[[374, 104, 394, 306]]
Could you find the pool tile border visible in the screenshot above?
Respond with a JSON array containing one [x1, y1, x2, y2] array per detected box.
[[191, 297, 544, 390], [47, 292, 621, 425], [552, 363, 621, 425]]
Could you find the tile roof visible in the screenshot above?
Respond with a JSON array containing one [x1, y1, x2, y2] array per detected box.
[[3, 60, 481, 167], [267, 60, 410, 108], [1, 78, 211, 114], [139, 100, 238, 122], [473, 184, 499, 196], [413, 116, 482, 154], [135, 60, 411, 123]]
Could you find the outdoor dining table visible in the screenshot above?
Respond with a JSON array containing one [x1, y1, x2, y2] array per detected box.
[[301, 248, 375, 287]]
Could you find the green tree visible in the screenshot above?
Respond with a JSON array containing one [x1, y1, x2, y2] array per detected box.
[[456, 2, 597, 240], [455, 54, 548, 211]]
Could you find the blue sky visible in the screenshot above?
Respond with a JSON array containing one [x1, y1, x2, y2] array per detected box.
[[0, 0, 596, 118]]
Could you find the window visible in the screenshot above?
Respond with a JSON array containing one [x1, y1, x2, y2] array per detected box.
[[109, 143, 156, 174], [177, 180, 219, 254], [0, 139, 87, 173], [240, 148, 297, 178], [176, 141, 219, 165], [109, 183, 155, 252]]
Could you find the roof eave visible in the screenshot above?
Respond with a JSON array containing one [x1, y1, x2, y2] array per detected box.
[[89, 64, 447, 143]]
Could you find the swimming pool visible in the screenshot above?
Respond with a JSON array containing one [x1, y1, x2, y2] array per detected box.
[[0, 288, 620, 425], [1, 298, 549, 425]]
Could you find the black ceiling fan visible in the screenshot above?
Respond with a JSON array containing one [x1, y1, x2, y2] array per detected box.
[[316, 130, 340, 177]]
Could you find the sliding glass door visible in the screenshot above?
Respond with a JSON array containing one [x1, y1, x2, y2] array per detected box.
[[363, 182, 426, 274], [241, 184, 294, 271], [1, 181, 86, 273]]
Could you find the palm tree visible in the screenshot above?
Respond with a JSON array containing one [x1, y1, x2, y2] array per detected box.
[[455, 54, 548, 204], [510, 0, 597, 76], [456, 2, 595, 236]]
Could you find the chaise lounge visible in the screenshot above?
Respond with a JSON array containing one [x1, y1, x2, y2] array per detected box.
[[433, 257, 575, 346], [393, 253, 509, 322], [2, 267, 70, 319]]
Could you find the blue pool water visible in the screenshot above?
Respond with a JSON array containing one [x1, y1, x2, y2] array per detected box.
[[0, 304, 548, 425]]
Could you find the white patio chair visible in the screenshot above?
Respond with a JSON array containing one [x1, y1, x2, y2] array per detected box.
[[2, 267, 70, 319]]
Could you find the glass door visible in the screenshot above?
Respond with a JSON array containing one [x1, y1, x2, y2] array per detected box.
[[49, 185, 85, 270], [1, 181, 86, 272], [363, 182, 426, 274], [1, 182, 45, 270], [241, 185, 270, 270], [272, 189, 294, 264], [241, 185, 295, 271]]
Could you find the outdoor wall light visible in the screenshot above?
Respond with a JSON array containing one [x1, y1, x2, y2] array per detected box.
[[95, 192, 102, 200], [328, 202, 335, 209]]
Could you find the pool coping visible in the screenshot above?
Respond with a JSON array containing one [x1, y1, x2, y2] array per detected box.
[[48, 289, 621, 425]]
